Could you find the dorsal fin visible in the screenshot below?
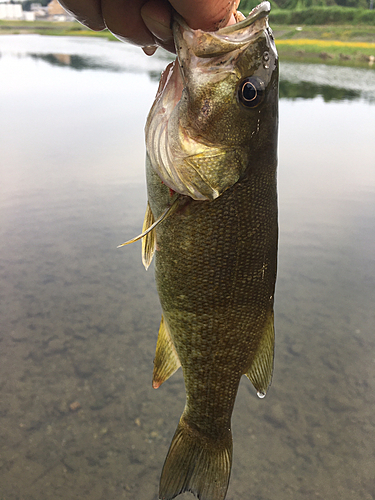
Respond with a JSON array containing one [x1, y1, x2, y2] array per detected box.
[[245, 310, 275, 398], [152, 316, 181, 389]]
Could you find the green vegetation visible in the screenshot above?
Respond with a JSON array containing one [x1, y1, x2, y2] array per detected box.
[[239, 0, 375, 26], [273, 26, 375, 67], [20, 0, 50, 11], [275, 38, 375, 67], [240, 0, 373, 10], [0, 19, 117, 40], [273, 23, 375, 42], [269, 6, 375, 25], [238, 0, 375, 66]]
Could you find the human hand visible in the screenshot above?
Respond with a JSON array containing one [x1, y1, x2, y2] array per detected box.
[[59, 0, 240, 53]]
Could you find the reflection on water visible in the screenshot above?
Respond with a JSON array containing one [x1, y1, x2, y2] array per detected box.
[[28, 52, 163, 81], [2, 34, 373, 101], [0, 35, 374, 500], [30, 52, 125, 72], [28, 50, 373, 101], [283, 62, 375, 103], [279, 79, 361, 102]]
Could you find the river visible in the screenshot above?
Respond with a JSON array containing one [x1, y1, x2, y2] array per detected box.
[[0, 34, 374, 500]]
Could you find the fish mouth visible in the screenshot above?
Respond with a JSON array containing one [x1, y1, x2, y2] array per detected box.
[[173, 1, 271, 58], [174, 1, 270, 34]]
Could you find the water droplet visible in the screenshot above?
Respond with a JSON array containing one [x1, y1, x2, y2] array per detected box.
[[257, 391, 266, 399], [263, 51, 269, 62], [263, 63, 269, 69]]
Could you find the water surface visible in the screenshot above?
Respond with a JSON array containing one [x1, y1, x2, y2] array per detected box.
[[1, 35, 374, 500]]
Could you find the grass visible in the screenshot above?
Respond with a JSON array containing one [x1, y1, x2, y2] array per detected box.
[[1, 19, 374, 68], [272, 25, 375, 67], [268, 6, 375, 26], [272, 23, 375, 42], [0, 19, 118, 40], [277, 38, 375, 50]]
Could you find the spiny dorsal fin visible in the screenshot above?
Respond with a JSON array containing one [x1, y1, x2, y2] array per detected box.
[[245, 310, 275, 398], [141, 202, 156, 270], [153, 315, 181, 389]]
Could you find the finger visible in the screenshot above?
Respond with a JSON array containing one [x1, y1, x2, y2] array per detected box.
[[170, 0, 240, 30], [141, 0, 173, 43], [59, 0, 105, 30], [101, 0, 155, 46]]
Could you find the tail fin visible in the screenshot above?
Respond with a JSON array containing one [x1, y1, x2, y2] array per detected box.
[[159, 416, 232, 500]]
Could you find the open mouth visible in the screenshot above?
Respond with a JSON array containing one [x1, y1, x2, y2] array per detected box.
[[173, 1, 271, 59]]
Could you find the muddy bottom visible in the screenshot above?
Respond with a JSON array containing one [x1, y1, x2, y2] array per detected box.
[[1, 181, 374, 500]]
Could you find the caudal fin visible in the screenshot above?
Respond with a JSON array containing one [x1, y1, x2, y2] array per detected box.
[[159, 416, 232, 500]]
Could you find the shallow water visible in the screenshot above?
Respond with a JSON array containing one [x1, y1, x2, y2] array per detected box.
[[0, 35, 374, 500]]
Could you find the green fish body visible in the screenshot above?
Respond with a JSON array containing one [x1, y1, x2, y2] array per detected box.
[[132, 3, 278, 499]]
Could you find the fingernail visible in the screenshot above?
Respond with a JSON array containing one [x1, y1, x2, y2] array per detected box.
[[142, 45, 158, 56], [141, 13, 172, 43]]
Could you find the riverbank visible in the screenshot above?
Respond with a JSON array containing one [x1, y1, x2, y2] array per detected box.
[[0, 20, 116, 40], [273, 24, 375, 68], [1, 19, 374, 68]]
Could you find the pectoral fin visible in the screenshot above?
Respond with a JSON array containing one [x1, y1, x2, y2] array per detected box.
[[141, 202, 156, 270], [153, 316, 181, 389], [117, 196, 181, 267], [245, 311, 275, 397]]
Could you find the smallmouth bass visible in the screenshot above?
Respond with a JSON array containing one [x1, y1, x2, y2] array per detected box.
[[121, 3, 278, 499]]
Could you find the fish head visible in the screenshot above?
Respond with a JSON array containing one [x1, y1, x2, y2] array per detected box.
[[145, 1, 278, 201]]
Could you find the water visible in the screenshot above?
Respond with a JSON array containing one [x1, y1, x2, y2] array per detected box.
[[1, 35, 374, 500]]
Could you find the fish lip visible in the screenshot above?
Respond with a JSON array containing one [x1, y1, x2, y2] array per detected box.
[[218, 1, 271, 34], [173, 1, 271, 35]]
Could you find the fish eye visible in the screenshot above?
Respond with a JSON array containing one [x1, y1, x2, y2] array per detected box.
[[238, 77, 265, 108]]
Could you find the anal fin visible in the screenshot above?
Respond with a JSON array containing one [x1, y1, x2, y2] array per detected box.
[[153, 316, 181, 389], [245, 310, 275, 398]]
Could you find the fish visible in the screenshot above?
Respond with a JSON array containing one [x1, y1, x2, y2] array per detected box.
[[120, 2, 278, 499]]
